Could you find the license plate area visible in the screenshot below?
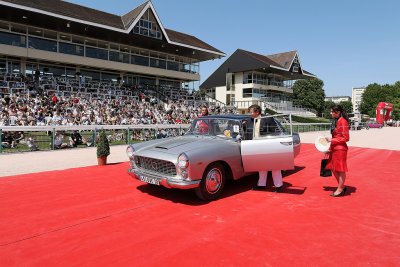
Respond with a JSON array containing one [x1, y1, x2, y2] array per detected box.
[[139, 175, 161, 185]]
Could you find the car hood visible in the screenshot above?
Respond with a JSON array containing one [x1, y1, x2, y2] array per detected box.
[[137, 135, 231, 156]]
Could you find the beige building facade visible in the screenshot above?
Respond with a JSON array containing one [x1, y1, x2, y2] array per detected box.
[[200, 49, 316, 113], [352, 87, 366, 113]]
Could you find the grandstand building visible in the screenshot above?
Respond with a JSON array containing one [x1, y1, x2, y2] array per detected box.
[[0, 0, 225, 102], [200, 49, 317, 115]]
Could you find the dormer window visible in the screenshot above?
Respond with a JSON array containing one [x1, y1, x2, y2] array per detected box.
[[292, 57, 299, 72], [133, 9, 162, 40]]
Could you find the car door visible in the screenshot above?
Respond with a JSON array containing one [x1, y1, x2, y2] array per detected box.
[[241, 114, 295, 172]]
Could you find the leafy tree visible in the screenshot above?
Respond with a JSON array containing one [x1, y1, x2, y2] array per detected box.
[[391, 97, 400, 120], [292, 78, 325, 116], [359, 81, 400, 119], [388, 82, 400, 120], [338, 101, 353, 114], [323, 101, 335, 119], [359, 83, 381, 117]]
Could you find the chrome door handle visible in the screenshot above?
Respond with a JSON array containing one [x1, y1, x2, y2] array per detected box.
[[280, 141, 292, 145]]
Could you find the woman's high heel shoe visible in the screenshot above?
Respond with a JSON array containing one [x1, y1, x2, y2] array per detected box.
[[330, 187, 347, 197]]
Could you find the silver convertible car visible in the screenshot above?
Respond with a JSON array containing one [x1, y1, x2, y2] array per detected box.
[[126, 114, 300, 200]]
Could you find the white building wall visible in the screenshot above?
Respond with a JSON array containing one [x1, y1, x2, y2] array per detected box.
[[215, 85, 227, 103], [215, 72, 291, 109], [352, 87, 366, 113]]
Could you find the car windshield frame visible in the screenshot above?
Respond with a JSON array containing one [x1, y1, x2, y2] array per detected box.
[[186, 118, 244, 139]]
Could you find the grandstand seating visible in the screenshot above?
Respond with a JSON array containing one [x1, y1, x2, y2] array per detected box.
[[0, 72, 236, 127]]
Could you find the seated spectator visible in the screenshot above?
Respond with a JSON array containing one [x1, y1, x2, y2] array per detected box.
[[0, 118, 8, 126], [52, 112, 62, 124], [27, 134, 39, 151], [113, 129, 124, 142], [52, 131, 68, 149], [1, 131, 15, 148], [52, 93, 58, 103], [68, 130, 88, 147], [12, 131, 25, 146]]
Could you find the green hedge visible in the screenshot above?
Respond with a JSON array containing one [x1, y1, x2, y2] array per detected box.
[[291, 115, 331, 123], [264, 107, 278, 115], [264, 107, 330, 123]]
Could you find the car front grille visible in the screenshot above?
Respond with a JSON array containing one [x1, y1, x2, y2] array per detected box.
[[134, 156, 177, 176]]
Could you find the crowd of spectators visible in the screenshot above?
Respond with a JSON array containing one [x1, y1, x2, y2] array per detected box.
[[1, 72, 236, 127], [0, 92, 236, 127], [0, 72, 237, 151]]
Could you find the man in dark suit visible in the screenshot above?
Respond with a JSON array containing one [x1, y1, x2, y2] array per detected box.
[[245, 104, 284, 193], [243, 105, 279, 140]]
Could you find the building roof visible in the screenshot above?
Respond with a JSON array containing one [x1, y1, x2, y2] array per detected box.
[[240, 49, 282, 67], [121, 1, 148, 29], [0, 0, 225, 58], [241, 49, 315, 76], [200, 49, 316, 89], [165, 29, 223, 54], [266, 50, 297, 69], [3, 0, 127, 28]]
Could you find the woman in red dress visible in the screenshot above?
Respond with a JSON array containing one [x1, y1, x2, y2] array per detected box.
[[325, 105, 350, 197]]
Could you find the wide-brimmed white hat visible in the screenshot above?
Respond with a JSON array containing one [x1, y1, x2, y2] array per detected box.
[[315, 135, 330, 152]]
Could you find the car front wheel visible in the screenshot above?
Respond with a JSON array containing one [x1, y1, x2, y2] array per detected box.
[[195, 163, 226, 201]]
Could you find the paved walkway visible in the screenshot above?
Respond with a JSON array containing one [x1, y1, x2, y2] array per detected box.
[[0, 127, 398, 177]]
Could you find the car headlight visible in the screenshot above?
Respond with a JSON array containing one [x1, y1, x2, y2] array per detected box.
[[177, 153, 189, 169], [126, 145, 135, 159]]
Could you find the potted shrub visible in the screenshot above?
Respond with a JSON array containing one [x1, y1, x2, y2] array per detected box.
[[96, 129, 110, 165]]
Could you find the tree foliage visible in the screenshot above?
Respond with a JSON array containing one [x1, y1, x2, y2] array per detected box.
[[292, 78, 326, 115], [323, 101, 335, 119], [391, 97, 400, 120], [338, 100, 353, 114], [359, 81, 400, 120]]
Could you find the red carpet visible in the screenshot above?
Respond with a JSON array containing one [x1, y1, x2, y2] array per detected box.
[[1, 144, 399, 266]]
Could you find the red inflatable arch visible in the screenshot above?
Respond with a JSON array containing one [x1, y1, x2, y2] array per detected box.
[[376, 102, 393, 124]]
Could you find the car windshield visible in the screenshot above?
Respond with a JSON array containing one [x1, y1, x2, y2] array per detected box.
[[186, 118, 243, 138]]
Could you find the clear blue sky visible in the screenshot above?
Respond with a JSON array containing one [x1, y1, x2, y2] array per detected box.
[[67, 0, 400, 97]]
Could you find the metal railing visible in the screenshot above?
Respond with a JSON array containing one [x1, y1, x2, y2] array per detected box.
[[232, 100, 316, 117], [291, 123, 331, 132], [0, 124, 190, 153], [203, 94, 226, 107], [0, 123, 332, 154]]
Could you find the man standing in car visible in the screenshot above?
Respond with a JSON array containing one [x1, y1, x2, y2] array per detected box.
[[245, 104, 284, 193]]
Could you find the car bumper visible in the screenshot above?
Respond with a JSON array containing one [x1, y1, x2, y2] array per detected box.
[[127, 168, 201, 189]]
